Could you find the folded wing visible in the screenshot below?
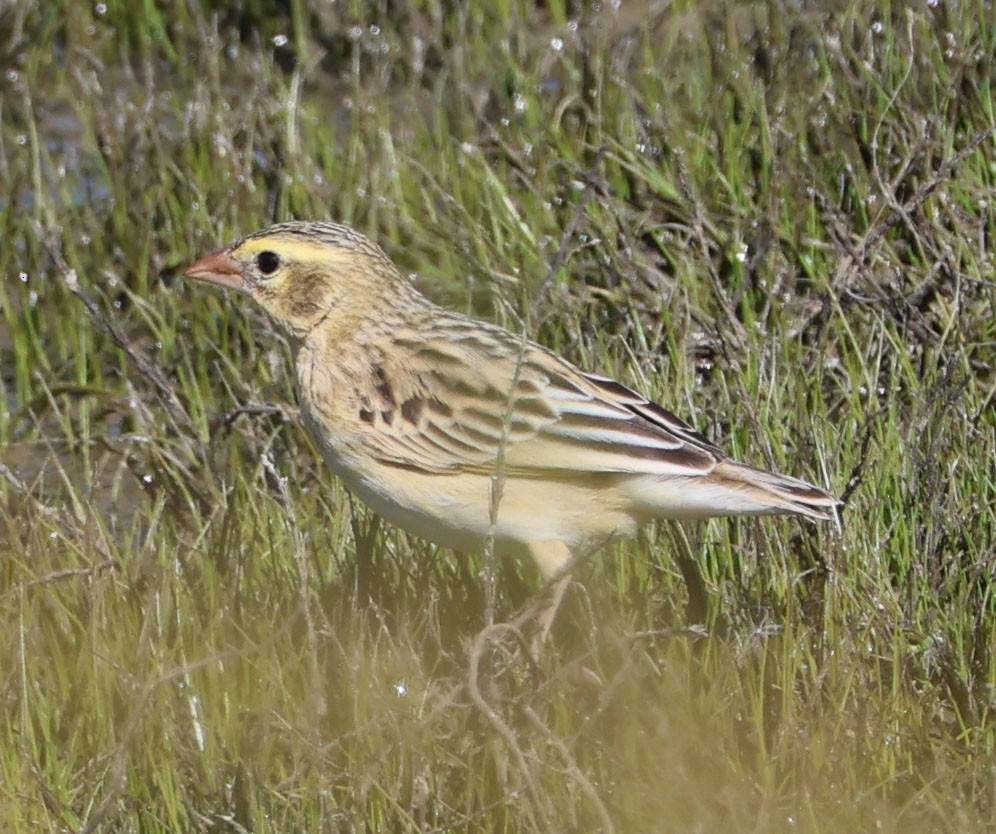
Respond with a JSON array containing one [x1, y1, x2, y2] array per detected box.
[[364, 321, 723, 481]]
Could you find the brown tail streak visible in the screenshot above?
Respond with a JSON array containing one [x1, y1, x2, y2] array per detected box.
[[715, 460, 842, 521]]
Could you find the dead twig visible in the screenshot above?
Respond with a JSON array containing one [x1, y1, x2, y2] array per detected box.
[[834, 125, 995, 289], [38, 226, 195, 434]]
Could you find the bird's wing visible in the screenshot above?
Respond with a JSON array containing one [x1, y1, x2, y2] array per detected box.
[[359, 323, 722, 480]]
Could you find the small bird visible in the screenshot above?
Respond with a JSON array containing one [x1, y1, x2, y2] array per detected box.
[[186, 221, 839, 601]]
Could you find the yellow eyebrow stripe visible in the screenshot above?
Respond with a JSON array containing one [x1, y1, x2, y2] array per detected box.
[[237, 237, 347, 264]]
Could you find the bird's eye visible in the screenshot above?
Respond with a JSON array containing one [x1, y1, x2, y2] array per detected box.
[[256, 250, 281, 275]]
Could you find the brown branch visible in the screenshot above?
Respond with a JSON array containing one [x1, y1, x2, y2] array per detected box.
[[37, 226, 194, 434], [835, 125, 996, 286]]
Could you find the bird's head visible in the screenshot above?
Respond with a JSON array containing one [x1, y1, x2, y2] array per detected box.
[[185, 221, 418, 339]]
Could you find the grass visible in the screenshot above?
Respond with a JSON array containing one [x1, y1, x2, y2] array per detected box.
[[1, 0, 995, 831]]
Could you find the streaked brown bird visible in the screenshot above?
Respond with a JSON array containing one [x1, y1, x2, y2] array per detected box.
[[186, 221, 839, 628]]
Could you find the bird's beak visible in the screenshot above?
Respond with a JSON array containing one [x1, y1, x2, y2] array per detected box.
[[184, 245, 247, 292]]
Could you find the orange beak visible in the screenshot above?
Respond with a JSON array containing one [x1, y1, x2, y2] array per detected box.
[[184, 246, 248, 292]]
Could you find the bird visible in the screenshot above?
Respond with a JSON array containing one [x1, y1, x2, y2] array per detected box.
[[185, 220, 840, 628]]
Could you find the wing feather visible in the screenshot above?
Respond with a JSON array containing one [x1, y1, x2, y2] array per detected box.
[[363, 324, 722, 479]]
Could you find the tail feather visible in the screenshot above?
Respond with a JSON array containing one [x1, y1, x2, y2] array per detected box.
[[715, 461, 841, 521]]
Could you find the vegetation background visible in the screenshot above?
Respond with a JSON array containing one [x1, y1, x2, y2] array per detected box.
[[1, 0, 994, 831]]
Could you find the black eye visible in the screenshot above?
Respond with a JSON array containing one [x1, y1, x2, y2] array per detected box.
[[256, 250, 281, 275]]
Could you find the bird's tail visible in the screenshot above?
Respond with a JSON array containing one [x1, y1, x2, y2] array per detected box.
[[712, 460, 841, 522]]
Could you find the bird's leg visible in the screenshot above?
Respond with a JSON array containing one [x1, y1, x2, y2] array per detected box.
[[536, 573, 572, 646], [527, 540, 575, 651]]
